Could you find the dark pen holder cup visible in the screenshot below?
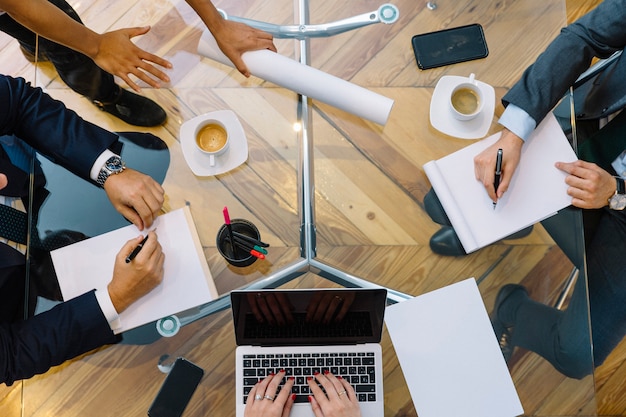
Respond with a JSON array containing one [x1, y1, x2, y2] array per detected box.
[[216, 218, 261, 267]]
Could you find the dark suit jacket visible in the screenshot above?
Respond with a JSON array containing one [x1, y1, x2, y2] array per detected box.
[[0, 75, 119, 385], [502, 0, 626, 124]]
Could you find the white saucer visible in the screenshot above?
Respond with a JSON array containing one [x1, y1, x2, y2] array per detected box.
[[430, 75, 495, 139], [180, 110, 248, 176]]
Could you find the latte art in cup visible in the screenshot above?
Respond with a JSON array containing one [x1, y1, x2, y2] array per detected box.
[[196, 123, 228, 153], [448, 73, 484, 121], [194, 119, 230, 167], [451, 87, 480, 115]]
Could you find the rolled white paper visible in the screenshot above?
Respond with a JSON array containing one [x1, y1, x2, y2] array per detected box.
[[197, 30, 394, 125]]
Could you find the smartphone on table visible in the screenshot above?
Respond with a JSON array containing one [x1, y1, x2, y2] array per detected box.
[[411, 23, 489, 70], [147, 357, 205, 417]]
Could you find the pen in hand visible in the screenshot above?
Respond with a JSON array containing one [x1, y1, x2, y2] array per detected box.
[[125, 231, 154, 263], [493, 148, 503, 210]]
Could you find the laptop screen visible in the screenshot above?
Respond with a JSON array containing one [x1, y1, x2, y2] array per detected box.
[[231, 288, 387, 347]]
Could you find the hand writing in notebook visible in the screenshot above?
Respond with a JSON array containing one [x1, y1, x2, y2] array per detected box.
[[244, 371, 362, 417], [473, 129, 523, 203]]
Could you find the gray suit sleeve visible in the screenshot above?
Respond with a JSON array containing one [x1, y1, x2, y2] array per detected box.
[[502, 0, 626, 124]]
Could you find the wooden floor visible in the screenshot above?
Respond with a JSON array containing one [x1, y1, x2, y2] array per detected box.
[[0, 0, 625, 416]]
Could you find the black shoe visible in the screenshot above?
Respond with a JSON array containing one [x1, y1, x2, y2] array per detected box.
[[423, 188, 451, 226], [20, 45, 49, 63], [491, 284, 528, 362], [429, 225, 535, 256], [94, 86, 167, 127], [429, 226, 466, 256]]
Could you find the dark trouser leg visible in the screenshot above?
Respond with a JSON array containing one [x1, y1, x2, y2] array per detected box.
[[584, 209, 626, 365], [510, 270, 593, 379], [511, 209, 626, 378], [0, 0, 116, 102], [0, 244, 27, 322]]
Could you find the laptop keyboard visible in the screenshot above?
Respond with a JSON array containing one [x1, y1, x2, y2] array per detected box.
[[242, 351, 378, 404]]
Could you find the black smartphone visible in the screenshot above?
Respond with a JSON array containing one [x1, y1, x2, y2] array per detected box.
[[147, 358, 205, 417], [411, 23, 489, 70]]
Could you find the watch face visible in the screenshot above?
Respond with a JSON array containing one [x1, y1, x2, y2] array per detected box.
[[610, 194, 626, 210], [106, 156, 124, 173]]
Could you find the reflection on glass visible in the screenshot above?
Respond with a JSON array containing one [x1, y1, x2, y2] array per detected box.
[[232, 289, 386, 346]]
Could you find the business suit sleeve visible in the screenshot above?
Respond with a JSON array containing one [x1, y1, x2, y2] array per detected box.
[[502, 0, 626, 124], [0, 290, 116, 386], [0, 75, 119, 180]]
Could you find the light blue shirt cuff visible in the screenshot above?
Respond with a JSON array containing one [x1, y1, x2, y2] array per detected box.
[[498, 104, 537, 142], [612, 150, 626, 178]]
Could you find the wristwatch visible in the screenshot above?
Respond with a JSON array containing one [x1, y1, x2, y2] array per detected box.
[[96, 155, 126, 187], [609, 176, 626, 210]]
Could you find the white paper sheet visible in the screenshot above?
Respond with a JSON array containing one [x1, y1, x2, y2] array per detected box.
[[197, 30, 394, 125], [423, 113, 577, 253], [385, 278, 524, 417], [51, 207, 217, 333]]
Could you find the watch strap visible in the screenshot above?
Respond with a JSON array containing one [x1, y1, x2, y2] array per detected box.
[[616, 177, 625, 195], [96, 169, 109, 187]]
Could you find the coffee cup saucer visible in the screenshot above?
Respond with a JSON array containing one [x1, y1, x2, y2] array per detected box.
[[180, 110, 248, 176], [429, 75, 495, 139]]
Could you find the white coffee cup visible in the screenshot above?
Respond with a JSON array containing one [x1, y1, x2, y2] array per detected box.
[[449, 73, 484, 121], [194, 119, 229, 166]]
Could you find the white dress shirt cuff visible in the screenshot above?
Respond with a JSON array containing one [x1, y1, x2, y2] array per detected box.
[[95, 288, 123, 334], [89, 150, 117, 182], [498, 104, 537, 142]]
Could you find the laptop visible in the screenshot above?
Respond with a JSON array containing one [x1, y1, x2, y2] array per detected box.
[[232, 288, 387, 417]]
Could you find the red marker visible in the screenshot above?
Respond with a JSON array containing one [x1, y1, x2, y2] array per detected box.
[[250, 249, 265, 259], [223, 206, 236, 255]]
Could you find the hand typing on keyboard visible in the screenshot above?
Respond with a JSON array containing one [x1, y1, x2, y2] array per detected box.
[[245, 370, 295, 417], [308, 371, 362, 417], [244, 370, 362, 417]]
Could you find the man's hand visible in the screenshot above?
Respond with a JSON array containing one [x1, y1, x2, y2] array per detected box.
[[210, 19, 277, 77], [103, 168, 165, 230], [556, 160, 615, 209], [94, 27, 172, 91], [108, 232, 164, 313], [474, 129, 524, 203]]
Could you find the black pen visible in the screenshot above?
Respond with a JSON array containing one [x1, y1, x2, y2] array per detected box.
[[232, 230, 269, 248], [493, 148, 503, 210], [125, 232, 152, 263]]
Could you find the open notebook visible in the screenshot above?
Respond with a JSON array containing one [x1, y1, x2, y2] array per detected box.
[[51, 206, 218, 333], [423, 113, 577, 253]]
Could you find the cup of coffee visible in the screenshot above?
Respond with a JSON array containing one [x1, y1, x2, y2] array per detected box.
[[195, 119, 229, 166], [449, 73, 484, 121], [216, 218, 262, 267]]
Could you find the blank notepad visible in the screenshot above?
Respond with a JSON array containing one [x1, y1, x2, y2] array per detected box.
[[385, 278, 524, 417], [51, 206, 218, 333], [423, 113, 577, 253]]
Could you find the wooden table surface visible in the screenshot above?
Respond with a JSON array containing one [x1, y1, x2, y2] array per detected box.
[[1, 0, 623, 415]]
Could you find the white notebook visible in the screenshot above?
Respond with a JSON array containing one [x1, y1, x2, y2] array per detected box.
[[385, 278, 524, 417], [51, 206, 218, 333], [423, 113, 577, 253]]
